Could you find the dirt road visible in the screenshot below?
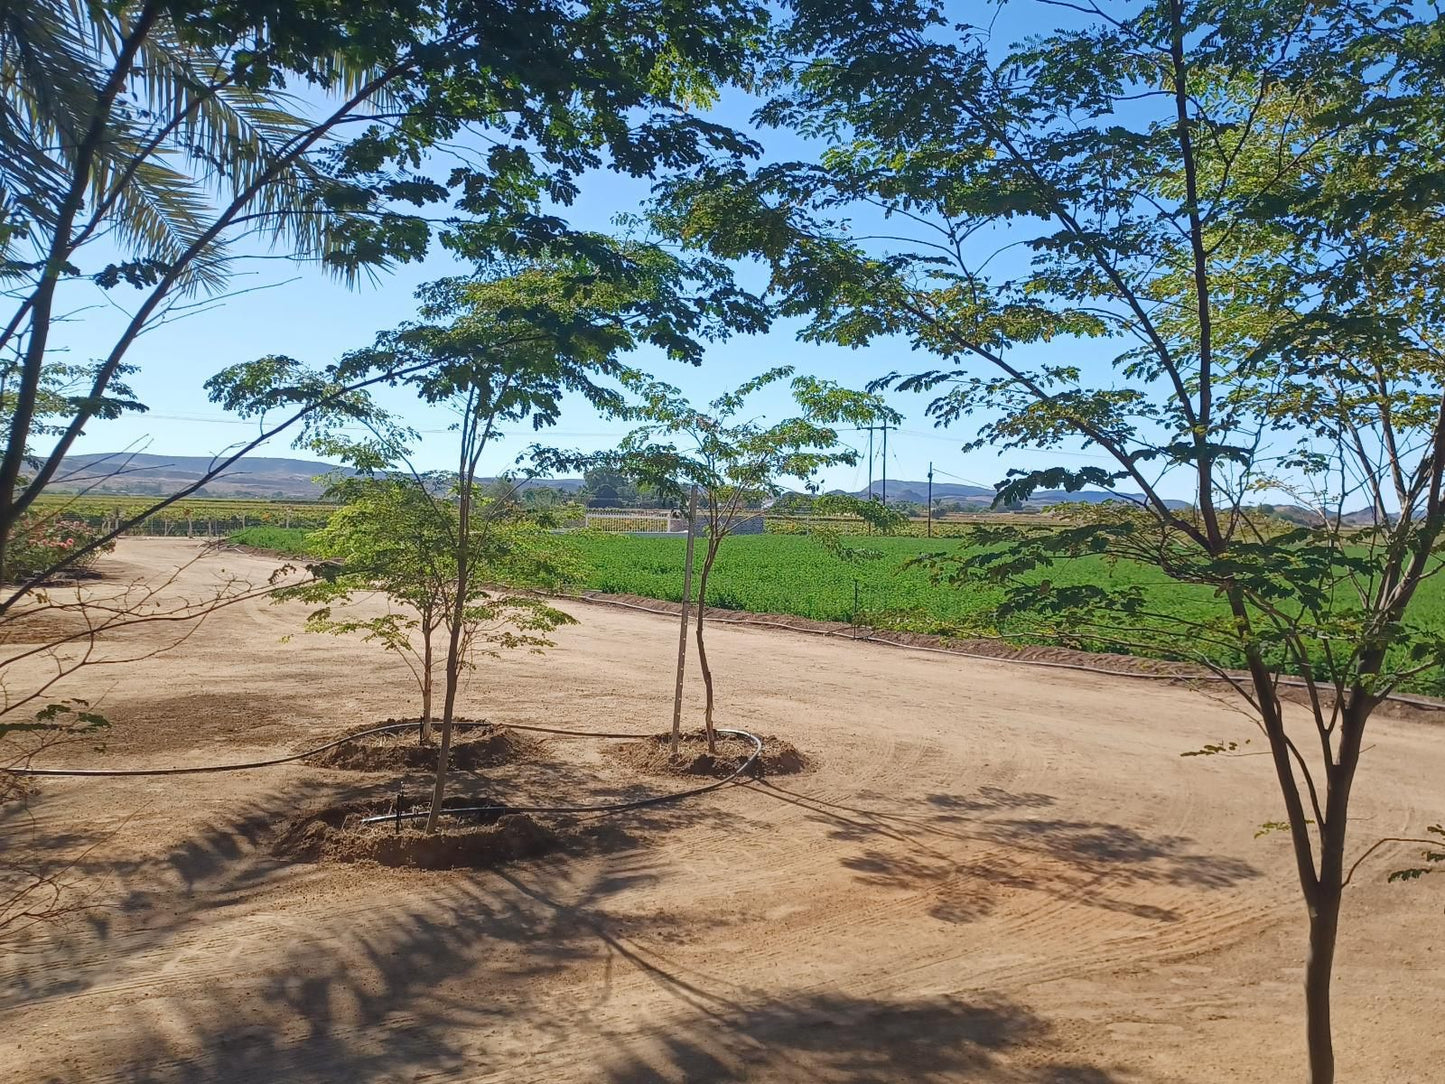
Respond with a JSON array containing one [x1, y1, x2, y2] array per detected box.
[[1, 541, 1441, 1082]]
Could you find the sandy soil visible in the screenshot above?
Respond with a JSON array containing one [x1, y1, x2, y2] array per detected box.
[[1, 540, 1441, 1083]]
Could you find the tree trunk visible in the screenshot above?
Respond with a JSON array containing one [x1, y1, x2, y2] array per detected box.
[[420, 623, 434, 744], [0, 285, 56, 573], [1305, 883, 1341, 1084], [425, 441, 475, 834], [1300, 690, 1366, 1084], [423, 619, 464, 834], [694, 547, 717, 753]]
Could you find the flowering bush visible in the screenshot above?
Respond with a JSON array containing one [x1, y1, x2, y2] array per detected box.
[[4, 514, 115, 583]]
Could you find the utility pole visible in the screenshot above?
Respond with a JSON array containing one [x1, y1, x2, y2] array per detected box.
[[927, 462, 933, 538], [867, 426, 874, 499], [881, 421, 889, 504], [862, 421, 893, 502], [670, 486, 699, 756]]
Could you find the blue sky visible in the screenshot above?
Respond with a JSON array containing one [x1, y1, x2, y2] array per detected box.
[[43, 3, 1169, 499]]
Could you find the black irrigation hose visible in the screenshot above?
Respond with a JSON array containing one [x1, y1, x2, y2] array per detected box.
[[0, 719, 660, 778], [357, 727, 764, 827], [1, 718, 766, 829]]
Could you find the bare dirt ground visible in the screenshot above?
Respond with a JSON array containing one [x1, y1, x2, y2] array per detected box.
[[1, 540, 1442, 1083]]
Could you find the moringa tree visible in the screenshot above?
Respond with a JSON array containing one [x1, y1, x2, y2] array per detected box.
[[0, 0, 771, 906], [1, 0, 770, 587], [656, 1, 1445, 1077], [282, 475, 457, 730], [218, 241, 766, 829], [275, 474, 575, 738], [618, 368, 897, 750]]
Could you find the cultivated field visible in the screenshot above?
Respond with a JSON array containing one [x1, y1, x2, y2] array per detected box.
[[237, 525, 1445, 685], [1, 540, 1441, 1082], [230, 525, 1236, 638]]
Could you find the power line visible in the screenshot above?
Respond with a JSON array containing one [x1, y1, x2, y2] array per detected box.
[[931, 466, 995, 489], [858, 420, 894, 501]]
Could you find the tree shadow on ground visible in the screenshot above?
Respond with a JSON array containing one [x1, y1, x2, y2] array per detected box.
[[584, 989, 1136, 1083], [1, 778, 337, 1006], [6, 777, 1139, 1084], [0, 766, 743, 1007], [750, 780, 1260, 926]]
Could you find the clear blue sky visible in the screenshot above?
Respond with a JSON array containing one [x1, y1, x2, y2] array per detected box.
[[43, 3, 1176, 499]]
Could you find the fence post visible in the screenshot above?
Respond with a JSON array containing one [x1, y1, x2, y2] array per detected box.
[[853, 580, 860, 639]]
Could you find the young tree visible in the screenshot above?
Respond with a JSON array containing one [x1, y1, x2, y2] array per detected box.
[[0, 0, 770, 904], [1, 0, 769, 589], [292, 472, 576, 736], [220, 241, 764, 829], [409, 391, 575, 834], [659, 1, 1445, 1077], [619, 369, 897, 750], [274, 475, 455, 730]]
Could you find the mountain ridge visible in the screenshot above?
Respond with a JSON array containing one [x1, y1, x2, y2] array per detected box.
[[46, 453, 585, 499], [48, 453, 358, 499], [839, 479, 1193, 510], [43, 454, 1218, 515]]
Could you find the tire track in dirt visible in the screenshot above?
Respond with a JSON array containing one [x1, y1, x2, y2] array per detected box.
[[4, 542, 1441, 1083]]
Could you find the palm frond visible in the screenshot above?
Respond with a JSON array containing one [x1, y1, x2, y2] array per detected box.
[[2, 0, 397, 290]]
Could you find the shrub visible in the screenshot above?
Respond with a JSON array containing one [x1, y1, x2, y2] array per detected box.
[[5, 514, 115, 583]]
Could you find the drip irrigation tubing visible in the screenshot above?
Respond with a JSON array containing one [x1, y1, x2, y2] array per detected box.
[[0, 719, 757, 780], [1, 718, 766, 829], [358, 727, 763, 827], [2, 719, 436, 777], [568, 592, 1445, 712]]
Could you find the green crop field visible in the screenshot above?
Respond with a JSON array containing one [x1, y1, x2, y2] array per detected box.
[[565, 534, 1445, 689], [230, 524, 1445, 689], [563, 531, 1226, 635], [765, 514, 1039, 538], [229, 525, 330, 555]]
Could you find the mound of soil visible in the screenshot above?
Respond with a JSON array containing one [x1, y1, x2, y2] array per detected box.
[[273, 796, 556, 870], [307, 720, 541, 773], [606, 730, 810, 779]]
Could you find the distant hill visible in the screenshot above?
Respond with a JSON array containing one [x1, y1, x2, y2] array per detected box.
[[46, 453, 587, 500], [46, 453, 355, 499], [1266, 503, 1389, 527], [48, 454, 1201, 510], [851, 481, 994, 503], [842, 480, 1192, 510]]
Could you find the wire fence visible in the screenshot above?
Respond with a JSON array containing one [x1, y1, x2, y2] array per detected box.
[[582, 510, 688, 534]]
